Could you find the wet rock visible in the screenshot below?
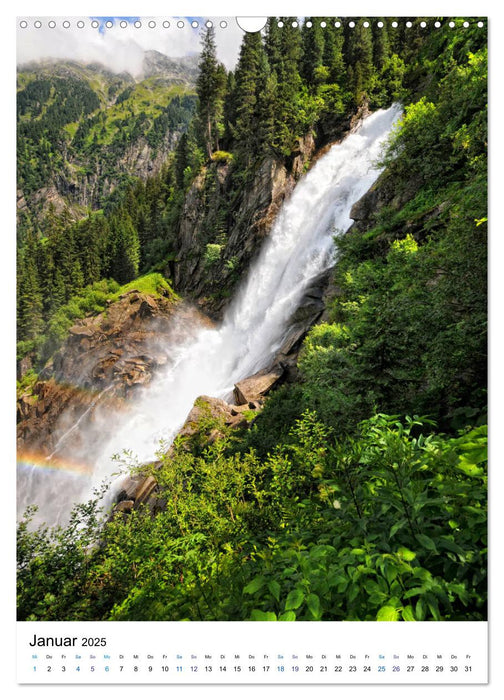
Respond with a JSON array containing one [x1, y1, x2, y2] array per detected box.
[[229, 404, 253, 416], [114, 475, 158, 510], [114, 356, 154, 389], [114, 500, 134, 514], [178, 395, 234, 440], [115, 476, 141, 502], [134, 476, 157, 505], [46, 295, 212, 393], [234, 366, 285, 406]]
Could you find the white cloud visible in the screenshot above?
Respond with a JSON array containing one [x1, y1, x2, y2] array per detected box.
[[16, 16, 244, 76]]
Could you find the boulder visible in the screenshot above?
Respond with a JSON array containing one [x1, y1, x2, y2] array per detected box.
[[134, 476, 157, 505], [68, 325, 95, 337], [178, 395, 234, 440], [233, 366, 284, 406], [114, 500, 134, 514], [139, 297, 158, 317]]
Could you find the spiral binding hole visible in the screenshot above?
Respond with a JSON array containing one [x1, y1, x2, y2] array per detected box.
[[16, 18, 487, 32]]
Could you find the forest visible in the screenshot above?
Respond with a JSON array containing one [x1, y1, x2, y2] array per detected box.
[[17, 17, 487, 622]]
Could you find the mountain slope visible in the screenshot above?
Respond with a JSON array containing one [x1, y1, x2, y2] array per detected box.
[[17, 57, 197, 218]]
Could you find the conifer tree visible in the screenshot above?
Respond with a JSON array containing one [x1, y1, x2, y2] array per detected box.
[[272, 18, 303, 153], [373, 18, 390, 71], [387, 18, 401, 55], [222, 71, 236, 148], [323, 19, 346, 85], [233, 31, 269, 161], [346, 19, 375, 104], [174, 132, 189, 189], [78, 216, 105, 285], [196, 26, 226, 159], [256, 50, 277, 153], [301, 18, 325, 88], [17, 233, 44, 342], [48, 267, 67, 316], [107, 211, 140, 284], [265, 17, 282, 70]]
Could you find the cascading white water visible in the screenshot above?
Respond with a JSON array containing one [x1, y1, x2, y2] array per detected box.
[[17, 104, 401, 526]]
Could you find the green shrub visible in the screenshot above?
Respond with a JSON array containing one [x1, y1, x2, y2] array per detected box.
[[211, 150, 234, 164], [204, 243, 222, 268]]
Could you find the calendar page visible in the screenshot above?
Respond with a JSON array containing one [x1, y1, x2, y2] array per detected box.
[[13, 2, 490, 690]]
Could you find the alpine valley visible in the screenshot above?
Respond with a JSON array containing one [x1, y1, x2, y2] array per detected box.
[[16, 17, 488, 624]]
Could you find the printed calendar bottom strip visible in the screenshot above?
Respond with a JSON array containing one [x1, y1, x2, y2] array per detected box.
[[17, 620, 488, 684]]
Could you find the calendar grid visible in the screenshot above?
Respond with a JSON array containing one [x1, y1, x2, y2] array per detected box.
[[18, 621, 488, 684]]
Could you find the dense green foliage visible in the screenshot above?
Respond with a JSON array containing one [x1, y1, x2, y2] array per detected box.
[[298, 45, 487, 432], [17, 413, 486, 621], [17, 18, 487, 622]]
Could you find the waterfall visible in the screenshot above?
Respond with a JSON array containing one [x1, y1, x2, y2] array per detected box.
[[17, 104, 401, 527]]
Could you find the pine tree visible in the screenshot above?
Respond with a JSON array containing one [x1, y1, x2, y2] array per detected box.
[[233, 31, 269, 161], [272, 18, 303, 153], [256, 56, 277, 153], [387, 18, 401, 55], [373, 18, 390, 71], [196, 26, 226, 159], [301, 18, 325, 88], [17, 232, 44, 342], [346, 19, 375, 104], [265, 18, 282, 70], [108, 211, 140, 284], [222, 71, 236, 148], [48, 267, 67, 316], [80, 215, 107, 284], [174, 132, 189, 189], [323, 19, 346, 85]]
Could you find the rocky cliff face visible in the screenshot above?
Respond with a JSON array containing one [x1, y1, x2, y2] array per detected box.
[[172, 109, 373, 323], [172, 134, 316, 318], [17, 130, 182, 218]]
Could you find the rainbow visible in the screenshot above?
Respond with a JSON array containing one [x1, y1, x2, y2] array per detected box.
[[17, 449, 94, 479]]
